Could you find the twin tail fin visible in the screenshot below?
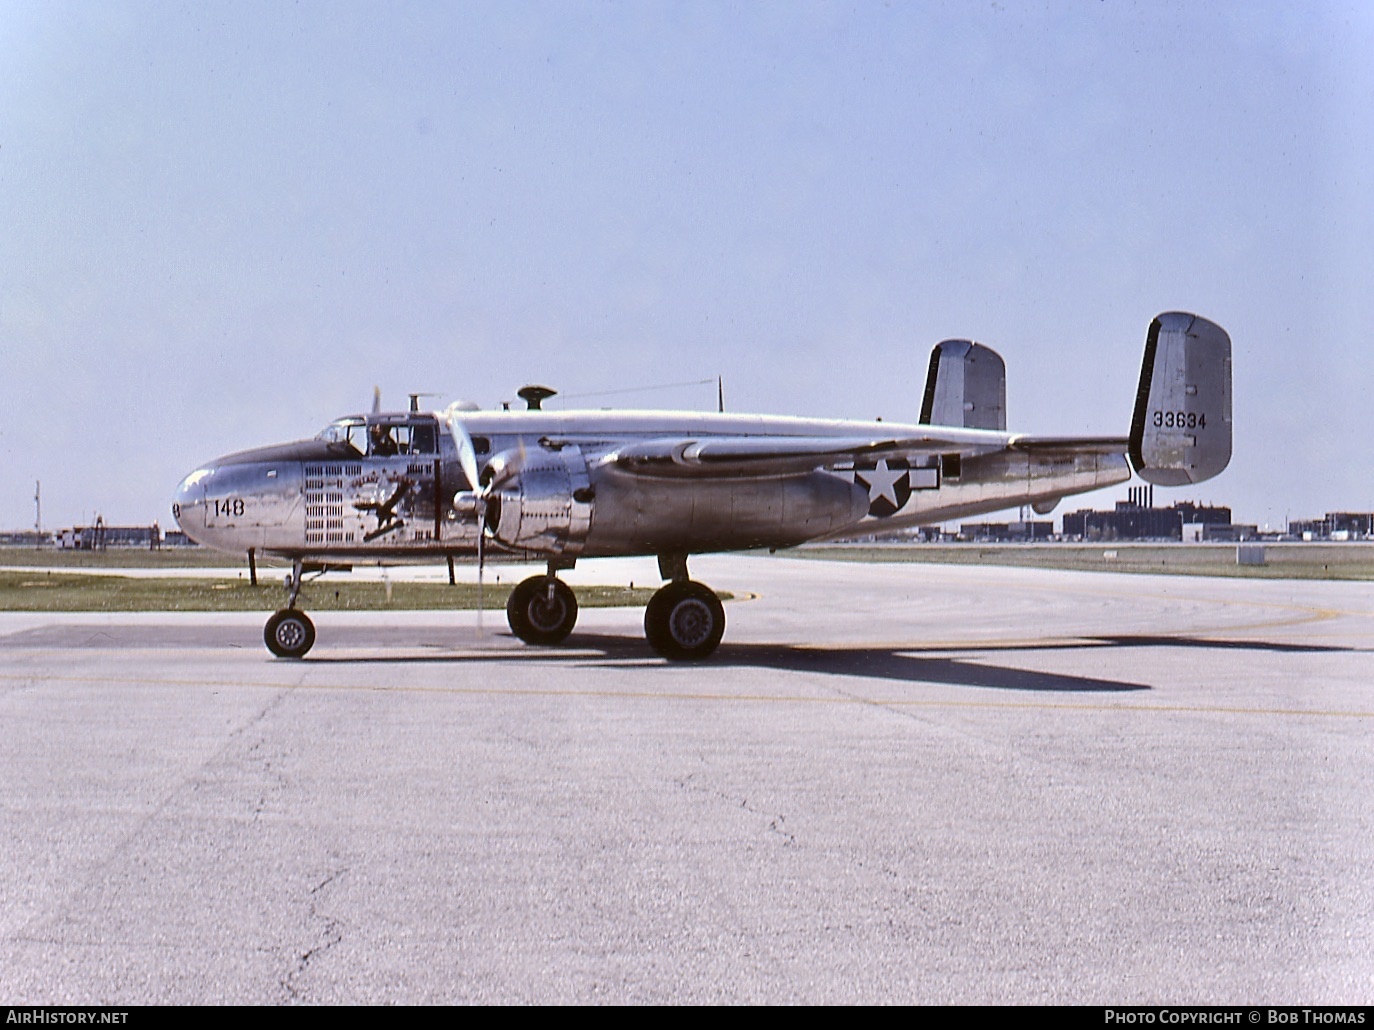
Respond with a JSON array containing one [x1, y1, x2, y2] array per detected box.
[[1128, 312, 1232, 485]]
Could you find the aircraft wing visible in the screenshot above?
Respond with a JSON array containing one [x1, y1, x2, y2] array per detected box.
[[601, 428, 1021, 478]]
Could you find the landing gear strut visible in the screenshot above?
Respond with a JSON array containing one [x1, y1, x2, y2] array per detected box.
[[265, 558, 316, 658], [507, 574, 579, 645]]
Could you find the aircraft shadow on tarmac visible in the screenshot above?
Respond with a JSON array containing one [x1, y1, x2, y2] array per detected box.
[[584, 633, 1359, 693], [301, 631, 1358, 693], [1, 626, 1357, 695], [293, 634, 1150, 693]]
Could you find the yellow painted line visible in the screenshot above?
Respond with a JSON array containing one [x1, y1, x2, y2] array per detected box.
[[2, 671, 1370, 720]]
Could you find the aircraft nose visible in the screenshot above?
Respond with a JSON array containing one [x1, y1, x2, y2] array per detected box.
[[171, 466, 212, 541]]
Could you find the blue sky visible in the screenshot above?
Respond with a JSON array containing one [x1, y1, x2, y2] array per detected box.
[[2, 1, 1370, 532]]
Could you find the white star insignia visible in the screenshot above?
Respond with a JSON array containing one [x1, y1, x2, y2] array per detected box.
[[857, 459, 906, 508]]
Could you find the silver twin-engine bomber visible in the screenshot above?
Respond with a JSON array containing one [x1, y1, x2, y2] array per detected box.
[[174, 312, 1232, 660]]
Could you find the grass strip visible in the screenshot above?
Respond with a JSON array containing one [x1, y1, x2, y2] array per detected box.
[[0, 570, 663, 613]]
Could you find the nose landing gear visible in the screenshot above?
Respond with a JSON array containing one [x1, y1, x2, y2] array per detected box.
[[265, 558, 316, 658], [265, 607, 316, 658]]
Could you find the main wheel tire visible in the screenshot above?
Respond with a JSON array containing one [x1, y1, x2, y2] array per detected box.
[[265, 608, 315, 658], [506, 576, 578, 645], [644, 581, 725, 660]]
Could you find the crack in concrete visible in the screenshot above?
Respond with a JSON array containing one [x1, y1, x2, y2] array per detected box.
[[677, 772, 797, 847], [281, 866, 350, 1002]]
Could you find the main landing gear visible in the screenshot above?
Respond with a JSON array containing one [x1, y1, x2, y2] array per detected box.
[[505, 553, 725, 661], [265, 558, 316, 659], [643, 578, 725, 661], [506, 574, 578, 645]]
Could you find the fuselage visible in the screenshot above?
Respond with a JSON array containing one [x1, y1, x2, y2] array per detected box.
[[172, 407, 1131, 563]]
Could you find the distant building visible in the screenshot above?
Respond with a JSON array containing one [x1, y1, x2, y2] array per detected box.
[[829, 525, 951, 544], [0, 530, 51, 547], [1194, 523, 1259, 542], [1329, 513, 1374, 536], [957, 521, 1054, 542], [1287, 512, 1374, 541], [56, 521, 164, 550], [1062, 488, 1232, 541]]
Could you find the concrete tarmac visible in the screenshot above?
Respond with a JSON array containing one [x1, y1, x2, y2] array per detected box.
[[2, 555, 1372, 1004]]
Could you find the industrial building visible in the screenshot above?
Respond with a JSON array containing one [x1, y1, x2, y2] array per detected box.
[[1061, 486, 1235, 541], [957, 521, 1054, 542], [1287, 512, 1374, 541]]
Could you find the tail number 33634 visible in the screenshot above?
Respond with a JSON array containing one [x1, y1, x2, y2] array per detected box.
[[1152, 410, 1206, 429]]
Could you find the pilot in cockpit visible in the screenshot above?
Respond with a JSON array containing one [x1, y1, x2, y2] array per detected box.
[[369, 425, 398, 457]]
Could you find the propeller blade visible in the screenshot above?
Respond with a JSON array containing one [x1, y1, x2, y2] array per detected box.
[[445, 407, 482, 494], [443, 410, 529, 643], [476, 517, 485, 635], [480, 441, 528, 495], [444, 405, 491, 636]]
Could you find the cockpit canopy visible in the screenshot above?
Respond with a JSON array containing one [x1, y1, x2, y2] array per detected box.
[[316, 415, 439, 458]]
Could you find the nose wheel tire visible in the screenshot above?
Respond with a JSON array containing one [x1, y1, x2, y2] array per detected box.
[[645, 581, 725, 660], [507, 576, 578, 645], [265, 609, 316, 658]]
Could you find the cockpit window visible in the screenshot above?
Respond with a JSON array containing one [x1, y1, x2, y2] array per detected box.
[[410, 422, 438, 454], [368, 421, 440, 457], [317, 418, 366, 456], [319, 417, 438, 457], [368, 424, 400, 456]]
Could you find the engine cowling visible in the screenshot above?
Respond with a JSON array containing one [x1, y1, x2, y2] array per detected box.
[[485, 443, 593, 558]]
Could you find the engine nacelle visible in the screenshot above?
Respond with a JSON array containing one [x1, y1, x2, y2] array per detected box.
[[485, 444, 593, 558], [580, 467, 870, 556]]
